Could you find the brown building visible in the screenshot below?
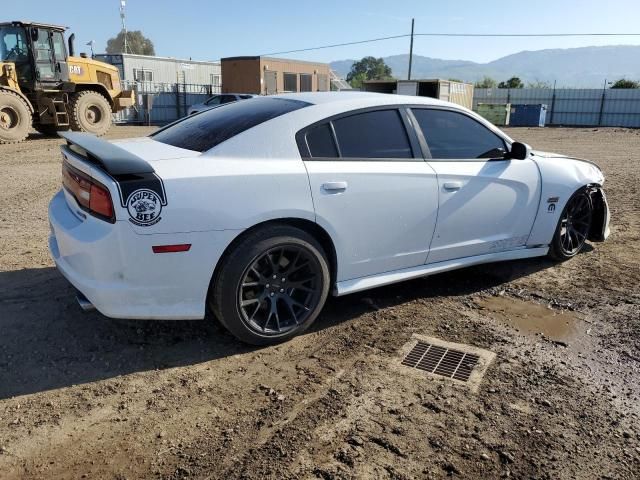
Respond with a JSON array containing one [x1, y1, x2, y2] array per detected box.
[[221, 56, 331, 95]]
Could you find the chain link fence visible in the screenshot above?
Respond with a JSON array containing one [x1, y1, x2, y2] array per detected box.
[[114, 81, 221, 125]]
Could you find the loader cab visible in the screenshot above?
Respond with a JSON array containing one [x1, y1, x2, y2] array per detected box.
[[0, 21, 70, 92]]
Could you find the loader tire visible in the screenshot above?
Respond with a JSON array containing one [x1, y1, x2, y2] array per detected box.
[[69, 90, 112, 136], [0, 90, 32, 144]]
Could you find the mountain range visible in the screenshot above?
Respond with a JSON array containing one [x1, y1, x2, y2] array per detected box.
[[330, 45, 640, 87]]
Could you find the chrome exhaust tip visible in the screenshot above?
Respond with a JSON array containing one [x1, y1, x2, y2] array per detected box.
[[76, 292, 96, 312]]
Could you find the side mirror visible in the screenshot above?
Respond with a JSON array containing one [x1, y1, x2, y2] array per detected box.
[[507, 142, 532, 160]]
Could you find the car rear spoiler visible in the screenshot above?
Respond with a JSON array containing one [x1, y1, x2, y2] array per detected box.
[[59, 132, 167, 209], [59, 131, 154, 176]]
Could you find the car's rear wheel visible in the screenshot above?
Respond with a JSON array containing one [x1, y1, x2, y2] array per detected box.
[[548, 188, 593, 260], [210, 225, 330, 345]]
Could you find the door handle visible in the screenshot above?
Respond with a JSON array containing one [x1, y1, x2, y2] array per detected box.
[[443, 181, 462, 191], [322, 181, 348, 192]]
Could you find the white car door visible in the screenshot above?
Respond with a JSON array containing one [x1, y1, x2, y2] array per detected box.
[[300, 108, 439, 282], [410, 108, 541, 264]]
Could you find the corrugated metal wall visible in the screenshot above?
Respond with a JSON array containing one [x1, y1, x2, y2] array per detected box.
[[474, 88, 640, 127], [96, 54, 221, 85]]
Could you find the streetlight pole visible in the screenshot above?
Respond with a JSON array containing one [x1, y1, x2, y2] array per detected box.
[[408, 18, 414, 81]]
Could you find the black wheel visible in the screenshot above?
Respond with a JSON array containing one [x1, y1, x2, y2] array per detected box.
[[0, 90, 31, 144], [209, 225, 330, 345], [69, 91, 112, 136], [548, 189, 593, 260]]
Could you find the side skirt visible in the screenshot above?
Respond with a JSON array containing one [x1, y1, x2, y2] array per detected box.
[[334, 247, 549, 296]]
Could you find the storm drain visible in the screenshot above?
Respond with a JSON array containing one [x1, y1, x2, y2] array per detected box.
[[402, 342, 480, 382], [396, 335, 495, 391]]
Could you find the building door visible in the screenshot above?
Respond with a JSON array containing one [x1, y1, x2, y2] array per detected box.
[[317, 74, 328, 91], [300, 73, 312, 92], [264, 70, 277, 95]]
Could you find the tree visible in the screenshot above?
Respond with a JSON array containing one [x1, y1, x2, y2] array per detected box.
[[610, 78, 639, 89], [527, 80, 552, 89], [498, 77, 524, 89], [346, 56, 392, 89], [106, 31, 155, 55], [474, 76, 497, 88]]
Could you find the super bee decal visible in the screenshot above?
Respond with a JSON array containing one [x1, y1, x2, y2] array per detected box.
[[127, 189, 163, 226], [113, 173, 168, 227]]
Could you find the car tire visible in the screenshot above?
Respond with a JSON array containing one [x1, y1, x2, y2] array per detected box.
[[209, 224, 330, 345], [548, 188, 593, 261]]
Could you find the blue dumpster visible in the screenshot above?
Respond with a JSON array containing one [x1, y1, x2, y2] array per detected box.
[[509, 104, 547, 127]]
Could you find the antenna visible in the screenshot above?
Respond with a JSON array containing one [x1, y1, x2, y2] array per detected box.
[[120, 0, 128, 53]]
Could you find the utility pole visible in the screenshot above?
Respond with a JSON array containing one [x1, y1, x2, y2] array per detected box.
[[407, 18, 415, 80]]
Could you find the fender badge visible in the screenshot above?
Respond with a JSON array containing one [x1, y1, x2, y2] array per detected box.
[[127, 189, 163, 226], [547, 196, 559, 213]]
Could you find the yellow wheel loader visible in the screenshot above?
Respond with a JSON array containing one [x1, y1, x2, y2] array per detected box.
[[0, 21, 134, 144]]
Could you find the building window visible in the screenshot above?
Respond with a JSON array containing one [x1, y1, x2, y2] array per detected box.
[[211, 74, 221, 87], [283, 72, 297, 92], [300, 73, 312, 92], [133, 68, 153, 82]]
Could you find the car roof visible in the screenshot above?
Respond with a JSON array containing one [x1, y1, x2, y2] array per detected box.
[[274, 91, 451, 108]]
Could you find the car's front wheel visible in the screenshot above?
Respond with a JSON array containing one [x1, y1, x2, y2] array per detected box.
[[548, 188, 593, 261], [209, 225, 330, 345]]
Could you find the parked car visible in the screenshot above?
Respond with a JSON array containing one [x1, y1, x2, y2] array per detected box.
[[49, 92, 610, 345], [187, 93, 255, 115]]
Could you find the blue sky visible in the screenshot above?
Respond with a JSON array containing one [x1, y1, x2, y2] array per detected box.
[[6, 0, 640, 63]]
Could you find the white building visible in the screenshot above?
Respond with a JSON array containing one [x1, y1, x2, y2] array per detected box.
[[95, 53, 221, 90]]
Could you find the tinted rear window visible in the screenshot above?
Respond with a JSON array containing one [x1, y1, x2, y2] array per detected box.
[[152, 97, 310, 152], [306, 123, 338, 158], [332, 109, 412, 159]]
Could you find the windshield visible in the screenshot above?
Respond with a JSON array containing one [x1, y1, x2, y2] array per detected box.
[[0, 26, 29, 63], [152, 97, 311, 152]]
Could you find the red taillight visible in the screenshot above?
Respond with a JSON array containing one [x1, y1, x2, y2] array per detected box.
[[62, 161, 115, 223], [89, 183, 114, 219], [152, 244, 191, 254]]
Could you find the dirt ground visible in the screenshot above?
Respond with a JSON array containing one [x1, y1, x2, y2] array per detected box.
[[0, 126, 639, 480]]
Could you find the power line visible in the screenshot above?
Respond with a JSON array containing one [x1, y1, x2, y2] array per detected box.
[[260, 32, 640, 56], [415, 32, 640, 37], [260, 34, 410, 56]]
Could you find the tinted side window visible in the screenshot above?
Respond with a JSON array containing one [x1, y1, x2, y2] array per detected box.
[[412, 109, 506, 159], [333, 109, 412, 159], [306, 123, 338, 158], [205, 96, 222, 106], [152, 98, 310, 152]]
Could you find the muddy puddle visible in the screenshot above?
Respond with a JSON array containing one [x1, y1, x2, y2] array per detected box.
[[475, 295, 585, 343]]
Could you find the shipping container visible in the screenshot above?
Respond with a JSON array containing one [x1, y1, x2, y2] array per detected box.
[[362, 79, 474, 110], [476, 103, 511, 126], [509, 104, 547, 127]]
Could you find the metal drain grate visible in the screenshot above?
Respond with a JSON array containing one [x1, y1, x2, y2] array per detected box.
[[401, 341, 480, 382]]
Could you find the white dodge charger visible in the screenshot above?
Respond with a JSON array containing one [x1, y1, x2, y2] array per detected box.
[[49, 92, 610, 344]]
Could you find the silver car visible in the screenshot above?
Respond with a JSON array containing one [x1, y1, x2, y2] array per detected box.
[[187, 93, 255, 115]]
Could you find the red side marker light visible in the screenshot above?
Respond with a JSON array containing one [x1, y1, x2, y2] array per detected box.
[[152, 244, 192, 254]]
